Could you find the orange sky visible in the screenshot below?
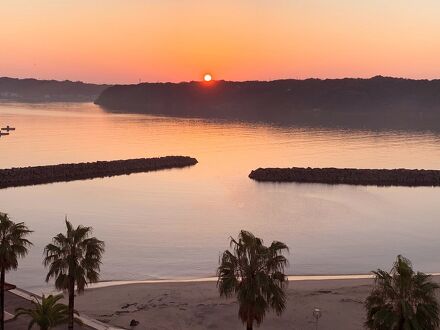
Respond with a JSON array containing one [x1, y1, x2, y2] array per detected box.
[[1, 1, 440, 84]]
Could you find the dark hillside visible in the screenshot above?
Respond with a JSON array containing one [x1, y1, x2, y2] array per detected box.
[[0, 77, 108, 102], [95, 77, 440, 123]]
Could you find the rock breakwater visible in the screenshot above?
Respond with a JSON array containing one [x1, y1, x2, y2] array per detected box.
[[249, 167, 440, 187], [0, 156, 197, 189]]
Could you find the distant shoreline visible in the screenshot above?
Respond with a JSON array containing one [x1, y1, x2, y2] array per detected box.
[[0, 76, 108, 102], [80, 272, 440, 292], [95, 76, 440, 122], [4, 76, 440, 131], [87, 274, 376, 290]]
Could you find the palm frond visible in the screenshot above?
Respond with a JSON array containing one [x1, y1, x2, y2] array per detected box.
[[0, 214, 32, 272], [14, 294, 80, 329], [217, 230, 289, 328], [365, 255, 440, 330]]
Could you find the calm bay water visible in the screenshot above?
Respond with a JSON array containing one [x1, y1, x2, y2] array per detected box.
[[1, 102, 440, 291]]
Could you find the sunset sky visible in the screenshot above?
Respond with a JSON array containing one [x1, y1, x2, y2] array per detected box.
[[1, 0, 440, 84]]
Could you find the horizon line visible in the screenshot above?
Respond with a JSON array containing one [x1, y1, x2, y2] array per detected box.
[[2, 74, 440, 86]]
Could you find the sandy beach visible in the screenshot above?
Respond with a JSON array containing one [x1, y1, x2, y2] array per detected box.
[[72, 276, 432, 330]]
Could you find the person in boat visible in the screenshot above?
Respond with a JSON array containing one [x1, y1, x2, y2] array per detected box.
[[1, 125, 15, 131]]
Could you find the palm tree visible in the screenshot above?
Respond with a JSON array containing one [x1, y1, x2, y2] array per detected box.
[[0, 213, 32, 330], [14, 294, 81, 330], [217, 230, 289, 330], [365, 255, 440, 330], [43, 218, 104, 330]]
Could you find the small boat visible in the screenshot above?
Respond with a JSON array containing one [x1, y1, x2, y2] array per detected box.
[[1, 126, 15, 131]]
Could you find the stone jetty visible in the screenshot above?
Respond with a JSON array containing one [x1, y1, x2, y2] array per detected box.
[[0, 156, 197, 189], [249, 167, 440, 187]]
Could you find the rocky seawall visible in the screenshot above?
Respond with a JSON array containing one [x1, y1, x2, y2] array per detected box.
[[249, 167, 440, 187], [0, 156, 197, 189]]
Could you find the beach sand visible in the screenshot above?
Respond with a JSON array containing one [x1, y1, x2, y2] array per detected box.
[[72, 277, 384, 330]]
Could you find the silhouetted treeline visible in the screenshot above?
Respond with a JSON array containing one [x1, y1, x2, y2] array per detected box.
[[95, 76, 440, 129], [0, 77, 108, 102]]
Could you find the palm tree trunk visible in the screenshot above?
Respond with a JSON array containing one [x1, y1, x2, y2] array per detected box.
[[246, 319, 253, 330], [68, 275, 75, 330], [0, 268, 4, 330]]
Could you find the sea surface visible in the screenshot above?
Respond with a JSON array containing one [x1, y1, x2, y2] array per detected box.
[[1, 102, 440, 291]]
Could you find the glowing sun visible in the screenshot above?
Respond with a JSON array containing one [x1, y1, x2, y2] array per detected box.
[[204, 74, 212, 82]]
